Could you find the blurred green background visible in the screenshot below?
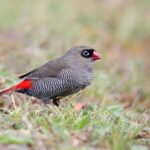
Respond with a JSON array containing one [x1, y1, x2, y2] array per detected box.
[[0, 0, 149, 70], [0, 0, 150, 149]]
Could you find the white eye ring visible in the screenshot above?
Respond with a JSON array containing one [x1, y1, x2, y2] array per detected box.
[[82, 51, 90, 56]]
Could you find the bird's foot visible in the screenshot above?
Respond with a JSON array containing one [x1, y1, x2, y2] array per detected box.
[[52, 98, 60, 107]]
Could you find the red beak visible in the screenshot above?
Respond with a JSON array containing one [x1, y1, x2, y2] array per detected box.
[[92, 51, 101, 61]]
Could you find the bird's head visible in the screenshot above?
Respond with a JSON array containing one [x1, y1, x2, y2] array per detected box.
[[62, 46, 101, 67]]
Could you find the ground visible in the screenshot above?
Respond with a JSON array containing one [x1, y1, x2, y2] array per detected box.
[[0, 0, 150, 150]]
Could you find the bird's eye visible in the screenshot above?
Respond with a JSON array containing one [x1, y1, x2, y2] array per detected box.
[[81, 50, 90, 58]]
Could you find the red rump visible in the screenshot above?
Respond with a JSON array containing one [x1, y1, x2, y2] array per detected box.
[[0, 79, 32, 96], [15, 79, 32, 89]]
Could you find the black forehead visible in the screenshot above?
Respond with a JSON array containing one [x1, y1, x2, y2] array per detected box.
[[82, 48, 95, 52]]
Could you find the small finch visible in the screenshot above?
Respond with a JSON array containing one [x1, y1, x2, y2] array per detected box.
[[0, 46, 101, 106]]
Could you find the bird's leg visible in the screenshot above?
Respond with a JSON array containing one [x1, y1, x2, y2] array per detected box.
[[52, 98, 60, 106]]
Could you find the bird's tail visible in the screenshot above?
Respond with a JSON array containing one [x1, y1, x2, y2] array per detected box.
[[0, 79, 32, 96], [0, 87, 14, 96]]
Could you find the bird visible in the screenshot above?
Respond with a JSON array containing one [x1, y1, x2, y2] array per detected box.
[[0, 46, 101, 106]]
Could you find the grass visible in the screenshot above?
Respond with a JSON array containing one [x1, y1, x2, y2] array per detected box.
[[0, 0, 150, 149], [0, 99, 149, 150]]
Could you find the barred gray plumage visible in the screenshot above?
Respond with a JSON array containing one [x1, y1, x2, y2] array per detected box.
[[0, 46, 101, 106], [27, 69, 92, 99]]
